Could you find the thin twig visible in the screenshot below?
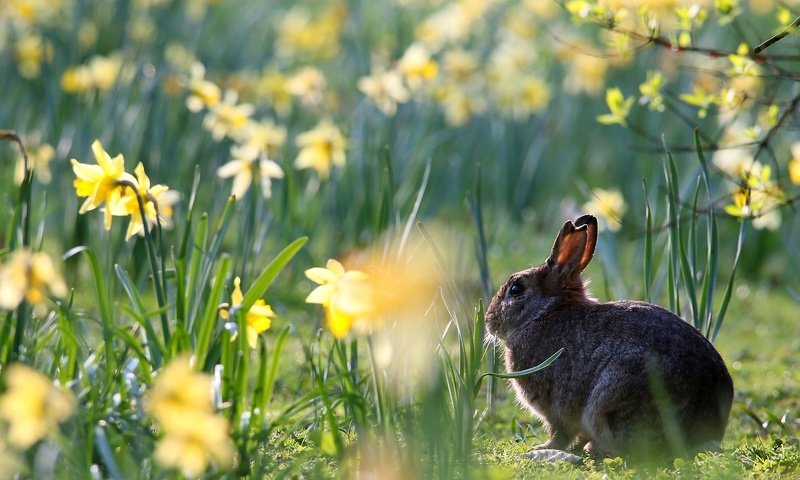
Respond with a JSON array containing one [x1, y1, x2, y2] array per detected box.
[[753, 15, 800, 54]]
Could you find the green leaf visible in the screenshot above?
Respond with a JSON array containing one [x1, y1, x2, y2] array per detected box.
[[115, 264, 163, 368], [241, 236, 308, 312], [474, 347, 564, 395]]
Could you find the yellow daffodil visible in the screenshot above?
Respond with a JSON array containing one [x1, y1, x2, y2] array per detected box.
[[77, 21, 98, 50], [146, 356, 234, 477], [276, 4, 345, 60], [0, 249, 67, 311], [516, 76, 551, 118], [203, 90, 254, 141], [442, 49, 479, 83], [71, 140, 135, 230], [582, 188, 627, 232], [358, 68, 410, 117], [561, 46, 609, 96], [186, 63, 221, 112], [415, 3, 473, 49], [87, 54, 122, 92], [220, 277, 275, 348], [153, 412, 233, 478], [255, 69, 292, 118], [294, 120, 346, 179], [217, 145, 284, 200], [435, 83, 486, 127], [0, 364, 75, 449], [305, 259, 374, 338], [14, 142, 55, 185], [120, 163, 179, 240], [397, 43, 438, 91], [233, 118, 287, 158], [286, 67, 326, 106], [61, 65, 93, 94], [60, 54, 124, 94], [14, 34, 52, 79]]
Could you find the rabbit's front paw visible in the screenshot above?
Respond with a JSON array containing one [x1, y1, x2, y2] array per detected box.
[[522, 449, 582, 464]]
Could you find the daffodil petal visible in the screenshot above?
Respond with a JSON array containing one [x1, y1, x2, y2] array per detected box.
[[305, 267, 337, 284], [305, 284, 334, 304]]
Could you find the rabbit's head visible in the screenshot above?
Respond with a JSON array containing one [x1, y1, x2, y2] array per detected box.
[[485, 215, 598, 341]]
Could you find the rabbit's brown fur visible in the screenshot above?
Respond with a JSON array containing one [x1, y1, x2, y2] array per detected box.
[[485, 215, 733, 462]]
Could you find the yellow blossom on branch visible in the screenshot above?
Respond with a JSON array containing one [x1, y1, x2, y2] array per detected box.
[[679, 85, 719, 119], [219, 277, 276, 348], [724, 163, 785, 230], [294, 120, 346, 179], [0, 249, 67, 311], [639, 70, 665, 112], [597, 88, 634, 126], [70, 140, 135, 231], [0, 364, 75, 449], [146, 356, 234, 477]]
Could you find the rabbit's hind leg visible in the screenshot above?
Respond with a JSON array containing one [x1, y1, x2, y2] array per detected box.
[[581, 367, 658, 458]]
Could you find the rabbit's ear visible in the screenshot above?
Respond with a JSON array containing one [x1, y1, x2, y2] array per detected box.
[[547, 220, 588, 275], [574, 214, 598, 271]]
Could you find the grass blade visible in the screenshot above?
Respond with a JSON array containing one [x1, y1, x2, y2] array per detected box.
[[64, 246, 116, 378], [241, 236, 308, 312]]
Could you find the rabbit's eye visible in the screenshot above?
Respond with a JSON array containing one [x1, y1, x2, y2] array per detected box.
[[508, 282, 524, 297]]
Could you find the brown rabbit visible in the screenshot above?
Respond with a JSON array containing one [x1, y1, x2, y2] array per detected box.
[[485, 214, 733, 463]]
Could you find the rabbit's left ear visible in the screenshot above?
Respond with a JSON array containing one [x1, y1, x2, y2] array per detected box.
[[547, 215, 598, 274], [573, 214, 598, 271], [547, 220, 588, 275]]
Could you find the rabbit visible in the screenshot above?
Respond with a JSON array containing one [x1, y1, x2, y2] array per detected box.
[[484, 214, 734, 463]]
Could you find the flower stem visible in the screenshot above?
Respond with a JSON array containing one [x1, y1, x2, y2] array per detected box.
[[120, 180, 171, 346]]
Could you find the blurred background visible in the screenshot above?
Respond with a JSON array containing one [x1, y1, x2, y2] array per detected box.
[[2, 0, 799, 295]]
